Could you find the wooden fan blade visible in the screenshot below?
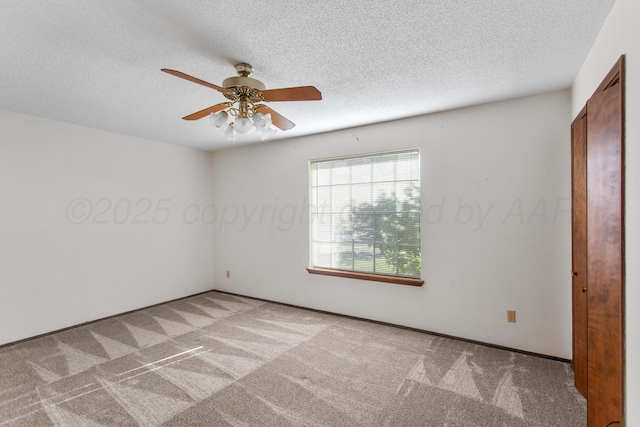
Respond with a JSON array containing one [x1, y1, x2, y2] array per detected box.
[[161, 68, 231, 93], [255, 105, 295, 130], [182, 102, 233, 121], [260, 86, 322, 102]]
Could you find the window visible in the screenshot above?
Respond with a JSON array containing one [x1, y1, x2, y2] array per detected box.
[[308, 150, 422, 286]]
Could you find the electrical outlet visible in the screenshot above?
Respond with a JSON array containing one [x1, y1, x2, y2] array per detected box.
[[226, 270, 230, 278], [507, 310, 516, 323]]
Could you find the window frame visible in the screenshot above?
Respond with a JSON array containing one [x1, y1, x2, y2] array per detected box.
[[307, 149, 424, 287]]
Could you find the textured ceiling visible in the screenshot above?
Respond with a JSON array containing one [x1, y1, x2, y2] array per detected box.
[[1, 1, 615, 151]]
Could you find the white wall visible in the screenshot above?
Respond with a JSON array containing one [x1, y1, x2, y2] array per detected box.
[[571, 0, 639, 422], [212, 90, 572, 358], [0, 110, 215, 345]]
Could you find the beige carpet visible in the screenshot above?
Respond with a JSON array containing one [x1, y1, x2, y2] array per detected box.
[[0, 291, 586, 426]]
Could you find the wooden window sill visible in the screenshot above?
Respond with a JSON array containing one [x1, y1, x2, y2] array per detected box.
[[306, 267, 424, 287]]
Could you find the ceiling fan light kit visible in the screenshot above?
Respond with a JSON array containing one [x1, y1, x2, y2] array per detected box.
[[162, 63, 321, 141]]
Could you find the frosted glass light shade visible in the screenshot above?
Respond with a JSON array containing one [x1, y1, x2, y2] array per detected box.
[[210, 111, 229, 130], [260, 127, 277, 140], [209, 107, 279, 140], [224, 124, 236, 140], [253, 113, 272, 131], [234, 117, 254, 134]]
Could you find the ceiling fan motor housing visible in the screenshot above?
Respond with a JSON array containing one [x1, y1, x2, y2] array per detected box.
[[223, 63, 265, 90], [222, 75, 266, 90]]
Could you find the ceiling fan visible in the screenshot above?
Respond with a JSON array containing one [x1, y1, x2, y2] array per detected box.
[[161, 63, 321, 138]]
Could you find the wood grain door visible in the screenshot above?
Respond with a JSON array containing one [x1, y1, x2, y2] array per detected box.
[[570, 109, 588, 398], [585, 57, 625, 426]]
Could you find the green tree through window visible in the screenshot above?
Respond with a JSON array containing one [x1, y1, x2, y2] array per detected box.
[[346, 184, 421, 277]]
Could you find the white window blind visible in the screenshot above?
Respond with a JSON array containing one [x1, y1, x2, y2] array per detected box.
[[310, 150, 421, 278]]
